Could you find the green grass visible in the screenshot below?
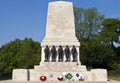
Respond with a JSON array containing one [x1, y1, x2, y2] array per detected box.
[[108, 71, 120, 81], [109, 77, 120, 81]]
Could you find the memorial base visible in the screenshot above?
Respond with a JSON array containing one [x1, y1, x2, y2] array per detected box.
[[12, 62, 107, 82]]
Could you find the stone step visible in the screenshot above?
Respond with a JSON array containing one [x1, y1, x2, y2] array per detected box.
[[38, 62, 83, 68], [39, 62, 81, 66], [34, 65, 87, 72], [34, 62, 87, 72]]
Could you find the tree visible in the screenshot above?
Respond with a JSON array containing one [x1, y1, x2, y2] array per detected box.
[[80, 39, 115, 69], [97, 18, 120, 74], [74, 7, 104, 41], [74, 7, 119, 71], [99, 18, 120, 47], [0, 38, 41, 79]]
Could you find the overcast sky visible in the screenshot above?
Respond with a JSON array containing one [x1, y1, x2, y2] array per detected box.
[[0, 0, 120, 47]]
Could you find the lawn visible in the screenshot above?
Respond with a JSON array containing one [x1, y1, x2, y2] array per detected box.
[[109, 75, 120, 81], [109, 77, 120, 81]]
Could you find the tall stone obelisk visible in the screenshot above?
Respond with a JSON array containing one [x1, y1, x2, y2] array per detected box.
[[41, 1, 80, 62]]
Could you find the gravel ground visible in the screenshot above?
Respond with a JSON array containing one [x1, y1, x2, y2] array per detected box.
[[0, 80, 119, 83]]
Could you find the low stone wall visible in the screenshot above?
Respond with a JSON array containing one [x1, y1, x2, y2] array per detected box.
[[12, 68, 107, 82]]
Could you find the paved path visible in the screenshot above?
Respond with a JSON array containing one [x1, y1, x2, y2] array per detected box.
[[0, 80, 119, 83], [108, 80, 120, 83]]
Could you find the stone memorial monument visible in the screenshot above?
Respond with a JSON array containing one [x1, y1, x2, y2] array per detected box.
[[12, 1, 108, 82]]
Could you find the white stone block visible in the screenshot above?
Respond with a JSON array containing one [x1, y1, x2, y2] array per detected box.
[[29, 69, 41, 81], [12, 69, 28, 81], [81, 71, 92, 81], [91, 69, 108, 81]]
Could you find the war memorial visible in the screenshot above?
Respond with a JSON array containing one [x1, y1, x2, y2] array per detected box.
[[12, 1, 108, 82]]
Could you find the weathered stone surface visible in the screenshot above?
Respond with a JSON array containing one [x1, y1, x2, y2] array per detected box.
[[34, 62, 86, 72], [42, 1, 78, 44], [12, 69, 28, 81], [92, 69, 108, 81], [81, 72, 92, 81]]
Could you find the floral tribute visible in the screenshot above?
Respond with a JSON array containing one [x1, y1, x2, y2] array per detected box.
[[65, 73, 73, 80], [76, 73, 84, 81], [76, 73, 80, 77], [40, 76, 47, 81], [57, 76, 63, 81]]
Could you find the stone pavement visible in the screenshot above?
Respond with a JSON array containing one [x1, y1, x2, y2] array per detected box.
[[0, 80, 119, 83]]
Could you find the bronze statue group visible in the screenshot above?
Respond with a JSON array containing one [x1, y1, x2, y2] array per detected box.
[[44, 45, 78, 62]]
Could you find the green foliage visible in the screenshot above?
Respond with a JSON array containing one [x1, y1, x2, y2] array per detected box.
[[99, 18, 120, 47], [115, 47, 120, 63], [108, 63, 120, 81], [74, 7, 104, 41], [80, 39, 116, 69], [110, 63, 120, 74], [0, 38, 41, 78]]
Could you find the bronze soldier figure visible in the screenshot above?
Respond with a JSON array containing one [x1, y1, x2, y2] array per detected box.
[[58, 45, 63, 62], [71, 45, 77, 62], [51, 45, 57, 62], [44, 45, 50, 62], [64, 45, 70, 62]]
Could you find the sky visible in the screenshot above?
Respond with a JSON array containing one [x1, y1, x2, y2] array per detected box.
[[0, 0, 120, 47]]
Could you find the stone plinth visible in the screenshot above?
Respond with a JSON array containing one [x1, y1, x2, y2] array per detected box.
[[92, 69, 107, 81], [12, 69, 28, 81], [34, 62, 87, 72], [29, 62, 87, 81]]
